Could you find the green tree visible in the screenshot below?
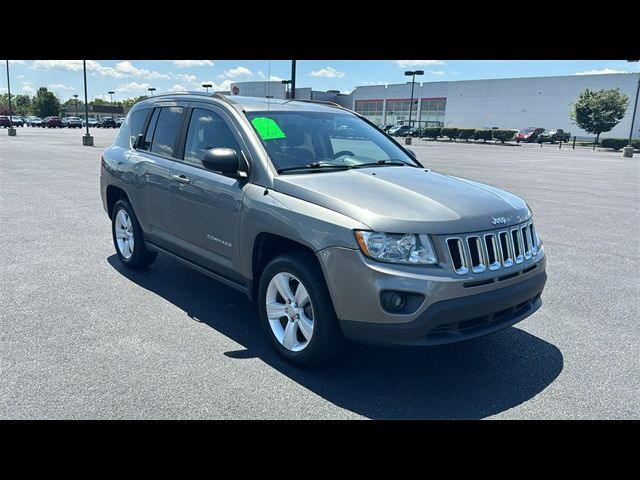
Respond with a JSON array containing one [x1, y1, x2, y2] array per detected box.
[[14, 94, 33, 116], [31, 87, 61, 118], [570, 88, 629, 144], [122, 95, 147, 109]]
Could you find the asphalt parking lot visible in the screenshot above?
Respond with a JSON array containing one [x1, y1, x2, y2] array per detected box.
[[1, 128, 638, 419]]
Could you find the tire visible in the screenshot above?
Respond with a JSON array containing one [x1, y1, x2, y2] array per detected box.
[[258, 251, 344, 366], [111, 198, 157, 269]]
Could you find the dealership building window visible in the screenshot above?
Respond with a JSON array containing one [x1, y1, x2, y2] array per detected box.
[[419, 98, 446, 127], [385, 99, 418, 126], [354, 100, 384, 125]]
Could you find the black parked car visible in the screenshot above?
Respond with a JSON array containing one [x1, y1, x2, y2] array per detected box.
[[101, 117, 118, 128], [11, 116, 25, 127], [537, 129, 571, 143]]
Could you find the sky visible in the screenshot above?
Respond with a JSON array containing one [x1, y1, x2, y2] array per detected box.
[[1, 60, 638, 102]]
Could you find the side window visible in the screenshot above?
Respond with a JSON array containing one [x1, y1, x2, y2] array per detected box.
[[183, 108, 242, 167], [129, 109, 149, 147], [150, 107, 184, 158], [143, 108, 160, 150]]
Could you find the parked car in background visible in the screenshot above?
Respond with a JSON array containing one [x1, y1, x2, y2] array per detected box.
[[83, 118, 99, 128], [515, 127, 545, 143], [67, 117, 83, 128], [387, 125, 412, 137], [0, 115, 11, 128], [408, 127, 420, 137], [101, 117, 118, 128], [378, 124, 394, 132], [26, 116, 44, 127], [43, 116, 63, 128], [61, 117, 70, 128], [537, 129, 571, 143], [11, 116, 25, 127], [116, 117, 125, 127]]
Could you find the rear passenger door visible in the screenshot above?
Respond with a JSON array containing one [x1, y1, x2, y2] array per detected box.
[[127, 103, 187, 250], [167, 103, 249, 282]]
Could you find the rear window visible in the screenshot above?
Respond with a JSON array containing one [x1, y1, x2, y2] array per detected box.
[[150, 107, 185, 158]]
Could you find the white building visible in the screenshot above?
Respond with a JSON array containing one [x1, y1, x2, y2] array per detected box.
[[352, 73, 640, 140]]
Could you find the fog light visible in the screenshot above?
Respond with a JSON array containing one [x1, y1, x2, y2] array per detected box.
[[390, 293, 406, 310]]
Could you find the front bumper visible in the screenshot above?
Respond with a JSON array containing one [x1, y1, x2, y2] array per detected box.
[[317, 246, 546, 346]]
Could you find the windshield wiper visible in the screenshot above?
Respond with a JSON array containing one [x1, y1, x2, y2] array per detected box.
[[351, 159, 410, 168], [277, 163, 352, 174]]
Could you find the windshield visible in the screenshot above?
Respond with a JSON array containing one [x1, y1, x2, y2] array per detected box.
[[520, 128, 535, 133], [246, 111, 419, 172]]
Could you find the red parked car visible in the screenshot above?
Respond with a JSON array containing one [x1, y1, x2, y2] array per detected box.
[[0, 115, 11, 128], [43, 116, 63, 128], [515, 127, 545, 143]]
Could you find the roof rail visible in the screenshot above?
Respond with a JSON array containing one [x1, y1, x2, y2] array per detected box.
[[284, 98, 348, 110]]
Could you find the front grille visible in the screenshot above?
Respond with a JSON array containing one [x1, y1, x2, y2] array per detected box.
[[446, 220, 539, 275]]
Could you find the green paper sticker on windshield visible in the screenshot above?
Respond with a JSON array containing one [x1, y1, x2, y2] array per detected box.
[[251, 116, 286, 140]]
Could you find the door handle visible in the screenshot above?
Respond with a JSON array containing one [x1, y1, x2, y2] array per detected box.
[[172, 174, 191, 184]]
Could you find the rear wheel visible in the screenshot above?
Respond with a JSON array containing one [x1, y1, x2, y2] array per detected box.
[[111, 199, 156, 269], [258, 252, 344, 366]]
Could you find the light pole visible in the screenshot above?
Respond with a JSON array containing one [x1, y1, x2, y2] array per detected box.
[[290, 60, 296, 99], [202, 83, 212, 92], [148, 87, 156, 96], [82, 60, 93, 146], [281, 79, 292, 99], [627, 62, 639, 146], [108, 90, 114, 106], [404, 70, 424, 128], [5, 60, 16, 136], [73, 94, 79, 117]]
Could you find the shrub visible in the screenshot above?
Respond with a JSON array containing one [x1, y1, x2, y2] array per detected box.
[[422, 127, 441, 139], [457, 128, 476, 141], [492, 129, 518, 143], [473, 129, 493, 142], [601, 138, 630, 151], [441, 127, 459, 141]]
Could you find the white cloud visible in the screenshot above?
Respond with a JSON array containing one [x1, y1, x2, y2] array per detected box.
[[169, 84, 187, 92], [393, 60, 445, 67], [22, 84, 35, 93], [1, 60, 26, 65], [214, 80, 232, 91], [32, 60, 169, 80], [575, 68, 627, 76], [33, 60, 123, 78], [217, 66, 253, 79], [115, 61, 170, 80], [18, 74, 24, 79], [47, 83, 74, 91], [269, 75, 284, 82], [172, 60, 214, 68], [176, 73, 197, 83], [310, 66, 345, 78], [116, 81, 153, 93], [430, 70, 446, 76]]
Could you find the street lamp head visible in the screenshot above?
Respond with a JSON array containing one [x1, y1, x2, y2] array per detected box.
[[405, 71, 414, 76], [108, 91, 114, 95], [414, 70, 424, 76], [281, 80, 292, 84]]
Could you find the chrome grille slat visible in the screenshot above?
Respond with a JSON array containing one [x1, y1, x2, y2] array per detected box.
[[445, 221, 540, 275]]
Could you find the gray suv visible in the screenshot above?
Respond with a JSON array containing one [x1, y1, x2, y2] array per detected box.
[[101, 93, 547, 365]]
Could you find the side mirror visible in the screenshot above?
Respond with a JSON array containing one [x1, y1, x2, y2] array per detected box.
[[202, 148, 240, 176]]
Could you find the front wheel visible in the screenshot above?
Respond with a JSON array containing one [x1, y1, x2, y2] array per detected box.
[[258, 252, 344, 366], [111, 199, 157, 269]]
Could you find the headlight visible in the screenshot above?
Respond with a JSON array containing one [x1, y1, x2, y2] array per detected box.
[[355, 231, 437, 264]]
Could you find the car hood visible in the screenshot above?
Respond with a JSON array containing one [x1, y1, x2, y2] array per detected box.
[[272, 167, 530, 234]]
